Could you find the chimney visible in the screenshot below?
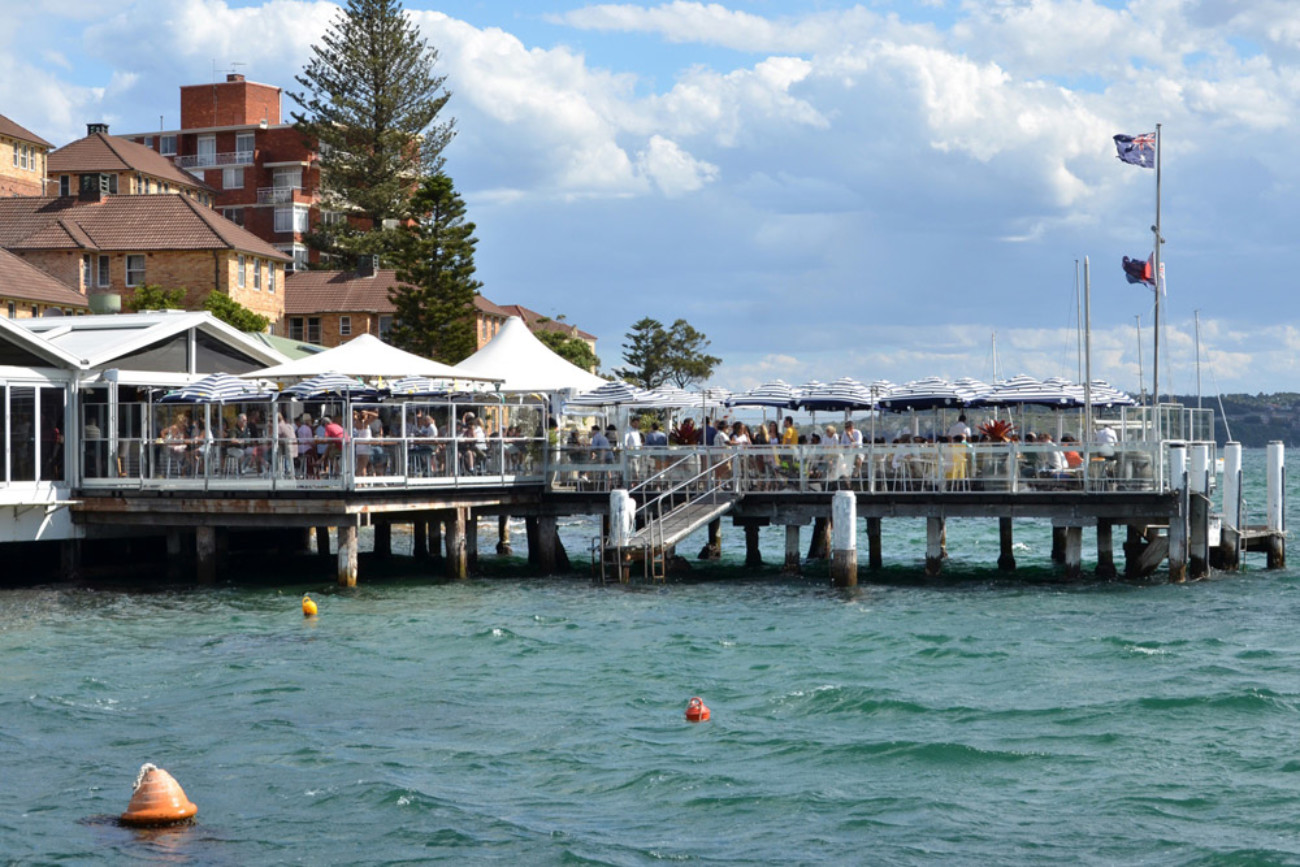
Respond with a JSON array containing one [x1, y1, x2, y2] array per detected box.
[[357, 255, 380, 278], [227, 73, 245, 83], [87, 122, 109, 136]]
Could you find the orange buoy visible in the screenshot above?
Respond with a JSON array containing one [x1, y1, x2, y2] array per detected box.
[[119, 764, 198, 827], [302, 595, 317, 617], [685, 696, 710, 723]]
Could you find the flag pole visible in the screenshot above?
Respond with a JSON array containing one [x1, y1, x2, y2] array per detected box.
[[1151, 123, 1162, 444], [1083, 256, 1093, 443]]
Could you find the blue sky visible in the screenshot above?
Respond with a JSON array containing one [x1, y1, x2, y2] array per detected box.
[[5, 0, 1300, 395]]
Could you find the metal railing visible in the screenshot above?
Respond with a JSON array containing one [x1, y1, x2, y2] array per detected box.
[[174, 151, 254, 169], [256, 186, 311, 205]]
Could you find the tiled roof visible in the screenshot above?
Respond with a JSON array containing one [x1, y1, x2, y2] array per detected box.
[[0, 113, 52, 149], [496, 303, 597, 341], [0, 248, 90, 308], [0, 195, 289, 260], [284, 269, 403, 315], [48, 133, 212, 192], [284, 269, 597, 341]]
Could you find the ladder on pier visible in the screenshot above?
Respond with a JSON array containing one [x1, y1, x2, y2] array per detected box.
[[597, 452, 740, 583]]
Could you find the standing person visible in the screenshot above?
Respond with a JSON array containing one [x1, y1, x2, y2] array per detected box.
[[276, 412, 297, 478], [352, 410, 374, 476], [947, 413, 972, 440], [644, 421, 668, 447], [296, 414, 315, 477], [622, 417, 644, 451]]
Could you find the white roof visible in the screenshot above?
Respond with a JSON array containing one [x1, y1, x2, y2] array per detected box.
[[247, 333, 496, 381], [16, 311, 287, 370], [453, 316, 606, 393]]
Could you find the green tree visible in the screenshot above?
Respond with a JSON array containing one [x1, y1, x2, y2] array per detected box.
[[289, 0, 455, 267], [202, 292, 270, 333], [387, 174, 480, 362], [616, 317, 720, 389], [534, 318, 600, 371], [124, 284, 186, 312]]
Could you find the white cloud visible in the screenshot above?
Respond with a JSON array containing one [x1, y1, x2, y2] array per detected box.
[[636, 135, 718, 196]]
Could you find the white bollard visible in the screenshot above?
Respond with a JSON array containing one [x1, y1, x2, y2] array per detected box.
[[1167, 444, 1188, 582], [1189, 445, 1209, 495], [609, 489, 635, 548], [830, 491, 857, 587], [1222, 443, 1242, 532], [1267, 441, 1285, 534]]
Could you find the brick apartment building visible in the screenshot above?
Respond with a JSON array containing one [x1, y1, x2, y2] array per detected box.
[[124, 74, 323, 273], [283, 265, 598, 359], [0, 193, 289, 322], [0, 114, 53, 197], [47, 125, 214, 204]]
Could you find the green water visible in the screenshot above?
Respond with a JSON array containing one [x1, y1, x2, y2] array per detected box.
[[2, 450, 1298, 864]]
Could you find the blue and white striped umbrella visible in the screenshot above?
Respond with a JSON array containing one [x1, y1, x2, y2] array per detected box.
[[978, 374, 1080, 408], [727, 379, 799, 409], [798, 377, 877, 411], [953, 377, 993, 404], [566, 380, 654, 407], [159, 372, 278, 404], [1070, 379, 1137, 408], [880, 377, 974, 411], [386, 376, 453, 397], [280, 372, 379, 400]]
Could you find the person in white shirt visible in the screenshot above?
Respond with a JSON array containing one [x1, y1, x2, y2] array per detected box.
[[947, 414, 971, 440], [622, 417, 644, 450]]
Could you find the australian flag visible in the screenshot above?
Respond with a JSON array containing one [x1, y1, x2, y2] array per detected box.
[[1114, 132, 1156, 168], [1122, 254, 1154, 286]]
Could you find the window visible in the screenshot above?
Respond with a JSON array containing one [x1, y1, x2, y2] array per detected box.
[[125, 254, 145, 287], [160, 134, 176, 156], [274, 205, 310, 234], [237, 254, 246, 288], [273, 167, 302, 190], [143, 136, 153, 149], [10, 143, 15, 167], [253, 258, 262, 290], [59, 175, 70, 196], [289, 317, 304, 340], [222, 167, 244, 189], [339, 316, 351, 336], [235, 132, 255, 161], [196, 135, 215, 167], [222, 207, 244, 227], [307, 317, 321, 344], [6, 302, 14, 318], [81, 254, 92, 289], [107, 174, 119, 194], [97, 255, 110, 287], [19, 145, 27, 170], [378, 315, 393, 341], [291, 245, 309, 272], [268, 263, 276, 294], [31, 305, 38, 317]]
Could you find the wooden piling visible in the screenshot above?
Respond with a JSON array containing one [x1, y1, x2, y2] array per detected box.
[[744, 524, 763, 569], [698, 518, 722, 560], [429, 518, 442, 563], [524, 516, 540, 568], [60, 538, 81, 581], [445, 508, 468, 580], [1188, 444, 1210, 579], [807, 517, 831, 560], [196, 525, 216, 585], [783, 525, 800, 574], [1051, 526, 1066, 563], [497, 515, 513, 555], [1267, 441, 1286, 569], [925, 517, 944, 576], [1218, 443, 1243, 570], [315, 525, 330, 558], [536, 515, 559, 574], [1063, 526, 1083, 580], [867, 517, 882, 570], [337, 524, 358, 587], [1168, 444, 1188, 582], [998, 517, 1016, 571], [373, 522, 391, 558], [413, 517, 428, 560], [1096, 519, 1117, 579], [466, 511, 479, 574]]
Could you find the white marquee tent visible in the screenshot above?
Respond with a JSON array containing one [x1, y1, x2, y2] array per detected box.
[[245, 333, 495, 382], [453, 316, 606, 393]]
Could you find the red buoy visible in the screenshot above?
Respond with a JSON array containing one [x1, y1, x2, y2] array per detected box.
[[119, 764, 197, 827], [685, 696, 710, 722]]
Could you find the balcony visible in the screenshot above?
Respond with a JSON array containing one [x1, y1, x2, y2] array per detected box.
[[173, 151, 255, 170], [257, 186, 314, 205]]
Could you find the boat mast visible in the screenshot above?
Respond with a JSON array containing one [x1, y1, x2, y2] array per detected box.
[[1194, 308, 1202, 410], [1084, 257, 1093, 440], [1075, 259, 1083, 383], [1135, 314, 1145, 407], [1152, 123, 1163, 442]]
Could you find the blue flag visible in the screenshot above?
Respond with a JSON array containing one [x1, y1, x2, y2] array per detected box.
[[1114, 132, 1156, 168]]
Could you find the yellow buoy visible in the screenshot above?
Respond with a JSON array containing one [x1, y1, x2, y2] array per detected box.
[[302, 595, 318, 617]]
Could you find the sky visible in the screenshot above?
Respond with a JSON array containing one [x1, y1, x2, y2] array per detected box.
[[4, 0, 1300, 397]]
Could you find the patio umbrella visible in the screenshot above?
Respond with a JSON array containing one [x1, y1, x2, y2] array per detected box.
[[566, 380, 655, 407], [280, 372, 380, 401], [880, 377, 972, 411], [1073, 379, 1136, 407], [386, 376, 453, 397], [977, 374, 1080, 408], [159, 372, 278, 403], [798, 377, 876, 412], [727, 379, 799, 409]]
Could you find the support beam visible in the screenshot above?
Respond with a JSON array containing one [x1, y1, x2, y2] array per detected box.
[[1168, 444, 1188, 582], [337, 524, 358, 587], [196, 525, 217, 585], [466, 511, 479, 574], [698, 518, 722, 560], [413, 518, 428, 560], [445, 509, 468, 580], [867, 517, 882, 570], [925, 517, 944, 576], [429, 519, 442, 564], [830, 491, 857, 588], [998, 518, 1016, 571], [373, 522, 391, 558], [744, 524, 763, 569], [60, 538, 81, 581], [1096, 519, 1117, 579], [525, 516, 540, 568], [165, 530, 183, 580], [536, 515, 559, 574], [1123, 524, 1144, 578], [497, 515, 513, 555], [1063, 526, 1083, 581], [1051, 526, 1066, 563], [1188, 445, 1210, 579], [783, 525, 800, 575]]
